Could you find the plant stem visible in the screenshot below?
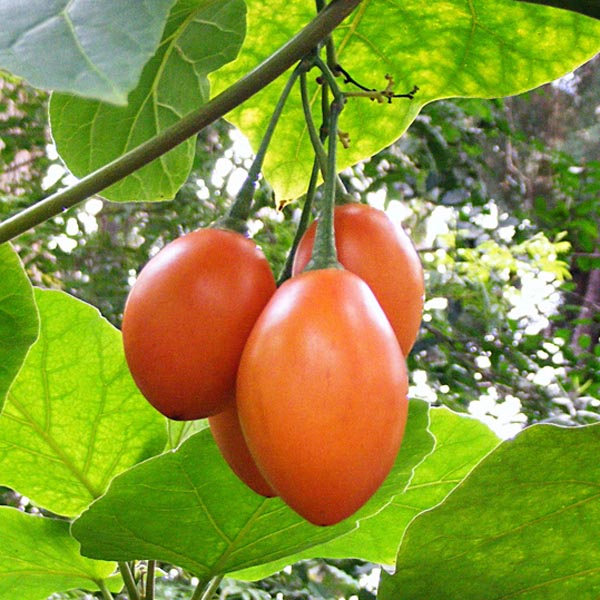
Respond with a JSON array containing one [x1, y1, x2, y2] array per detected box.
[[305, 96, 345, 271], [119, 561, 141, 600], [217, 63, 305, 232], [191, 575, 224, 600], [300, 71, 329, 178], [97, 579, 115, 600], [300, 67, 349, 199], [0, 0, 363, 245], [277, 155, 321, 284], [146, 560, 156, 600]]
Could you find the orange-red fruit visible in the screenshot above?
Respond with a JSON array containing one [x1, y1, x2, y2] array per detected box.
[[122, 228, 276, 420], [209, 403, 276, 498], [236, 269, 409, 526], [293, 203, 424, 356]]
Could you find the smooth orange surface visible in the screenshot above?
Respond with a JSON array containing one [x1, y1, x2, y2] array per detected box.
[[122, 228, 276, 420], [236, 269, 408, 526], [209, 401, 276, 498], [293, 203, 424, 356]]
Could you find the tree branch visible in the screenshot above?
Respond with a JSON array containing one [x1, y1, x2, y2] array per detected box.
[[0, 0, 362, 244]]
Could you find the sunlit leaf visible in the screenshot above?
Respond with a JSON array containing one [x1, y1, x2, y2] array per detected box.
[[0, 289, 167, 517], [0, 507, 117, 600], [0, 244, 38, 412], [213, 0, 600, 201]]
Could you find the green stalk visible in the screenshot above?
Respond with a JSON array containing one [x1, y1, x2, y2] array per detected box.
[[0, 0, 362, 245], [96, 579, 114, 600], [299, 68, 349, 199], [190, 575, 224, 600], [300, 70, 329, 179], [119, 561, 141, 600], [277, 154, 321, 284], [304, 96, 345, 271], [215, 63, 305, 232], [146, 560, 156, 600]]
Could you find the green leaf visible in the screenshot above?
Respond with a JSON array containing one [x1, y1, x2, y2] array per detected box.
[[72, 400, 431, 579], [0, 506, 116, 600], [0, 244, 38, 412], [516, 0, 600, 20], [379, 423, 600, 599], [233, 407, 500, 580], [49, 0, 246, 202], [0, 0, 175, 104], [0, 289, 167, 517], [213, 0, 600, 201]]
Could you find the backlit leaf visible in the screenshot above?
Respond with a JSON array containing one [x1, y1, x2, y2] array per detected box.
[[0, 507, 116, 600], [213, 0, 600, 201], [0, 244, 38, 412], [0, 289, 167, 516]]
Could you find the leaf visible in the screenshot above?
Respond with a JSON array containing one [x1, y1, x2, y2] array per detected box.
[[0, 507, 116, 600], [0, 289, 167, 517], [233, 407, 500, 580], [0, 0, 175, 104], [72, 400, 432, 579], [49, 0, 246, 202], [0, 244, 38, 412], [516, 0, 600, 20], [379, 423, 600, 600], [213, 0, 600, 201]]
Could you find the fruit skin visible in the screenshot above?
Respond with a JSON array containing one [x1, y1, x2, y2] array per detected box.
[[236, 269, 408, 526], [122, 228, 276, 420], [293, 203, 424, 356], [209, 402, 276, 498]]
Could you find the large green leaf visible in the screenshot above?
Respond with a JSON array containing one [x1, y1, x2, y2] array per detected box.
[[233, 407, 500, 580], [0, 507, 116, 600], [0, 0, 175, 104], [72, 400, 431, 579], [0, 244, 38, 412], [49, 0, 246, 202], [213, 0, 600, 201], [379, 423, 600, 599], [0, 289, 167, 517]]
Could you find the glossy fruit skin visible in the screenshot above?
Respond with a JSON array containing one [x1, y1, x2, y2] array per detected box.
[[209, 402, 276, 497], [122, 228, 276, 420], [237, 269, 409, 526], [293, 203, 424, 356]]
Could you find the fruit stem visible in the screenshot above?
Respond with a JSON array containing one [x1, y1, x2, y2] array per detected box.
[[299, 70, 347, 199], [304, 96, 345, 271], [0, 0, 363, 244], [277, 154, 321, 284], [216, 63, 305, 233]]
